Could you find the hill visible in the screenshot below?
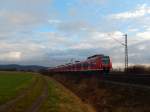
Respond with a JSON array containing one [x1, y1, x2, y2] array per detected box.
[[0, 64, 47, 72]]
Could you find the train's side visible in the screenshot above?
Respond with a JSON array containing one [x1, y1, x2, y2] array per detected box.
[[48, 54, 112, 74]]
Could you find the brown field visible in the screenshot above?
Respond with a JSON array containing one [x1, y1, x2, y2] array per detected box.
[[51, 74, 150, 112]]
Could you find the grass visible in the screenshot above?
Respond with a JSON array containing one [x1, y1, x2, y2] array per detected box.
[[0, 71, 95, 112], [39, 76, 95, 112], [0, 71, 34, 105], [6, 75, 45, 112]]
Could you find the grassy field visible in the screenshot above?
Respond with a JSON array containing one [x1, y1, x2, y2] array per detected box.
[[6, 75, 45, 112], [0, 71, 95, 112], [0, 71, 34, 105], [39, 77, 95, 112]]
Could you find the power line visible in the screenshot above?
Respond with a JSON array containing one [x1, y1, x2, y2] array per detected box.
[[109, 36, 125, 46], [107, 33, 125, 46], [107, 33, 128, 72]]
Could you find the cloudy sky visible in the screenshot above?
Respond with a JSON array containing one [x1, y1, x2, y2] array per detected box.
[[0, 0, 150, 67]]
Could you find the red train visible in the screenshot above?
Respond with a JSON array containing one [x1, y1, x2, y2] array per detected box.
[[48, 54, 112, 74]]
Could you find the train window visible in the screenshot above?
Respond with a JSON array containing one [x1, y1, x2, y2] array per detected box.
[[90, 62, 96, 67], [102, 56, 110, 64]]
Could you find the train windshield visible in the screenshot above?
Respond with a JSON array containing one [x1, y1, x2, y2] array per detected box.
[[102, 56, 110, 64]]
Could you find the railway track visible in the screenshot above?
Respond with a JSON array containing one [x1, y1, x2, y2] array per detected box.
[[47, 71, 150, 88], [104, 73, 150, 86]]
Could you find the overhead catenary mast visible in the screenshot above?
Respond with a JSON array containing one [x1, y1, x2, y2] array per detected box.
[[108, 33, 128, 72], [124, 34, 128, 72]]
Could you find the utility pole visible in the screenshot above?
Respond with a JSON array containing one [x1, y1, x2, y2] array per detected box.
[[124, 34, 128, 72], [108, 33, 128, 72]]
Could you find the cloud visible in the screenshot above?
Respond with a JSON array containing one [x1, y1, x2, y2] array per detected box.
[[0, 0, 149, 67], [0, 27, 149, 66], [0, 51, 21, 61], [128, 28, 139, 32], [136, 30, 150, 40], [0, 10, 37, 26], [111, 4, 150, 19], [0, 0, 53, 34], [48, 19, 62, 25], [129, 40, 150, 64], [49, 20, 91, 34]]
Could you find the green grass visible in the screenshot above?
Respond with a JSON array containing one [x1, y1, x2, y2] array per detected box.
[[39, 77, 95, 112], [0, 71, 34, 104], [0, 71, 95, 112], [7, 75, 45, 112]]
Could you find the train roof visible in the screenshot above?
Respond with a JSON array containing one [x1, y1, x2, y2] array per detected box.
[[87, 54, 104, 59]]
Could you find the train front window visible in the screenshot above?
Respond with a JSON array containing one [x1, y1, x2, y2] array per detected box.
[[102, 56, 110, 64]]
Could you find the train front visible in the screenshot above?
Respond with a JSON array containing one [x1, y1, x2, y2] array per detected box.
[[101, 56, 112, 73]]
